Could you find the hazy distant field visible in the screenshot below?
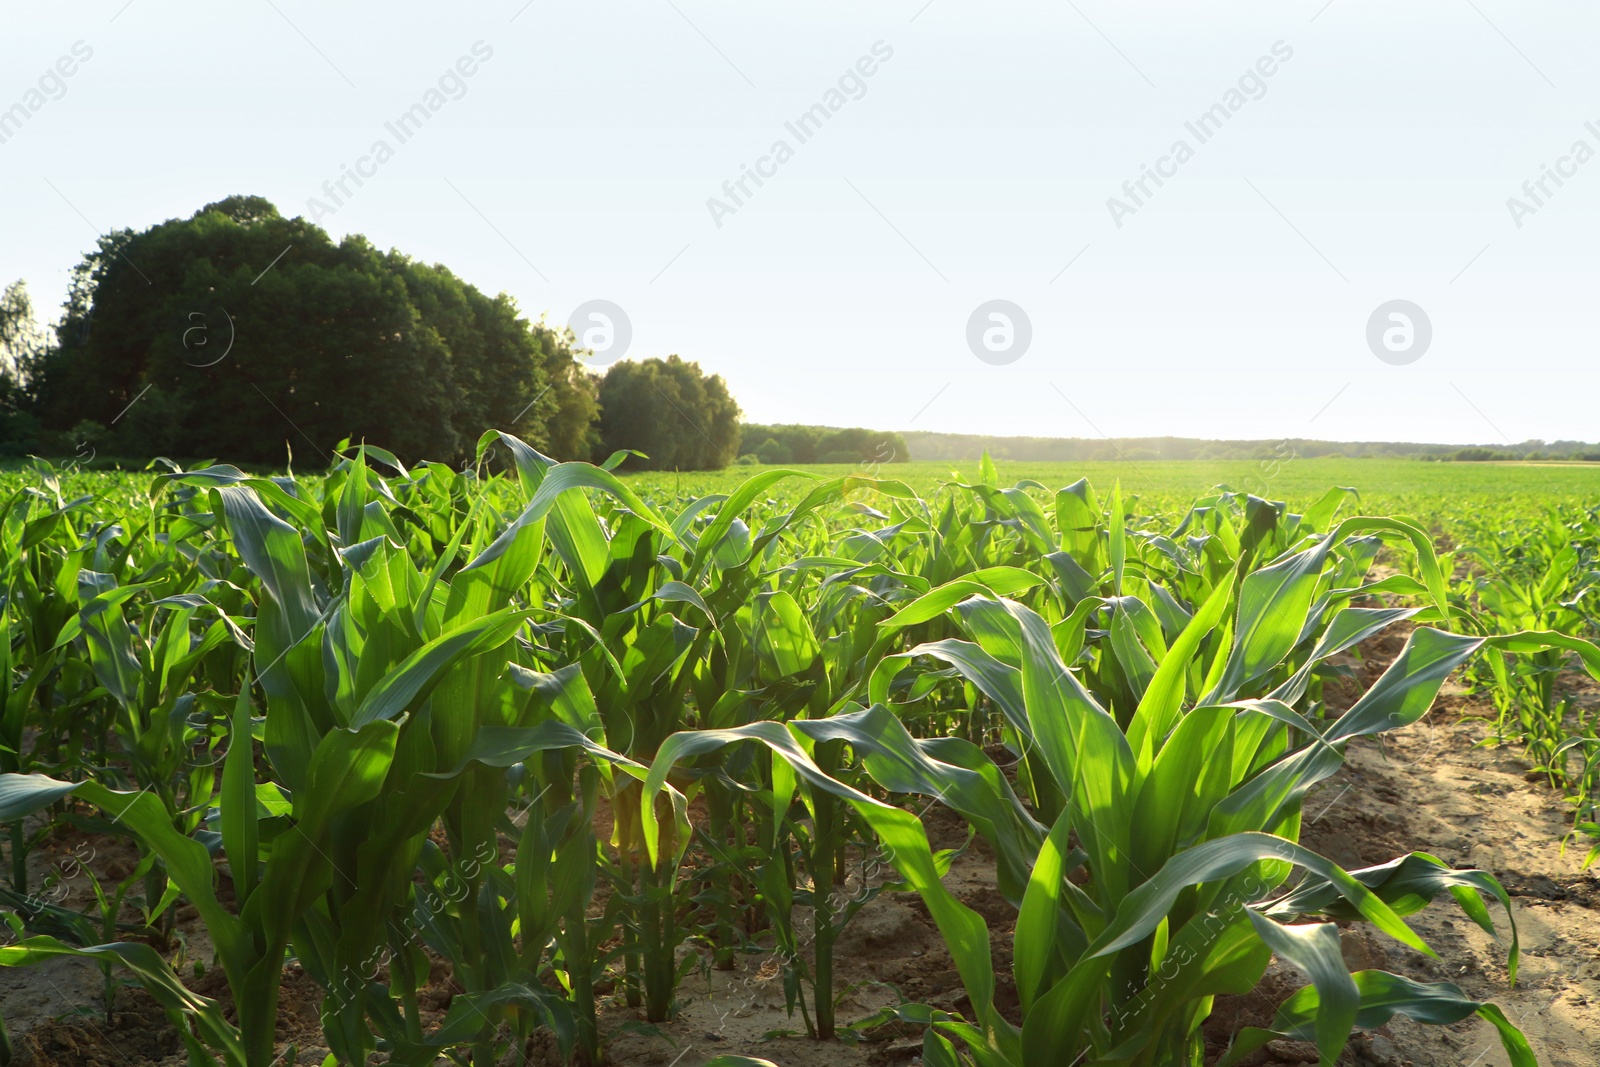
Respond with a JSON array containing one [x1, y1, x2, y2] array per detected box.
[[16, 455, 1596, 529], [622, 457, 1600, 526]]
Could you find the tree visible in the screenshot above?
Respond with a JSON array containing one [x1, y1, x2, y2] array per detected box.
[[814, 426, 909, 465], [596, 356, 741, 470], [34, 196, 555, 464], [742, 423, 824, 464], [0, 281, 48, 454], [1, 280, 49, 385], [531, 322, 600, 461], [26, 196, 751, 466], [754, 436, 790, 464], [741, 423, 909, 465]]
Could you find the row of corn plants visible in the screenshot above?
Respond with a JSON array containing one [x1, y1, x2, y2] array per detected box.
[[1452, 504, 1600, 867], [0, 440, 1591, 1065]]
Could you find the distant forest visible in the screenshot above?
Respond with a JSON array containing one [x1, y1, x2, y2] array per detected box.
[[899, 432, 1600, 464]]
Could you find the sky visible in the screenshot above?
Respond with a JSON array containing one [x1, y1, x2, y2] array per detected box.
[[3, 0, 1598, 447]]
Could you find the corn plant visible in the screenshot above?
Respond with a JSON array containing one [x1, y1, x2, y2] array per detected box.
[[1553, 730, 1600, 869], [637, 494, 1553, 1066], [1454, 506, 1600, 858], [0, 444, 672, 1066], [1465, 513, 1598, 753]]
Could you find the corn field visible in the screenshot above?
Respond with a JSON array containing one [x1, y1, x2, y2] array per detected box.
[[3, 438, 1596, 1067]]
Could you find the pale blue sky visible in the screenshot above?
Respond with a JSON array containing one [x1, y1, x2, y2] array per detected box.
[[4, 0, 1598, 446]]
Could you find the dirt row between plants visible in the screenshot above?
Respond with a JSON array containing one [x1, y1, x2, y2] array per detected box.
[[5, 630, 1599, 1066]]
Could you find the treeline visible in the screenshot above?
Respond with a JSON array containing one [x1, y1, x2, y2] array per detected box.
[[738, 424, 910, 465], [904, 432, 1600, 463], [1432, 446, 1600, 462], [0, 195, 739, 470]]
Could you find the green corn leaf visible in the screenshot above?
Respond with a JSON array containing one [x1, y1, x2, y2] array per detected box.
[[1018, 832, 1429, 1065], [1217, 970, 1535, 1067], [1128, 574, 1235, 764], [1004, 599, 1135, 903], [1013, 806, 1090, 1012], [1300, 486, 1358, 534], [1055, 478, 1102, 566], [221, 687, 260, 905], [1482, 629, 1600, 681], [1267, 606, 1421, 706], [467, 456, 674, 582], [1328, 516, 1452, 624], [349, 608, 531, 727], [1244, 912, 1357, 1066], [294, 720, 400, 832], [1326, 627, 1485, 742], [3, 777, 255, 996], [751, 590, 821, 679], [1109, 481, 1126, 596], [1265, 850, 1519, 983], [876, 575, 1049, 633], [684, 468, 820, 572], [0, 772, 80, 820], [1207, 541, 1330, 702], [654, 580, 716, 625], [213, 484, 320, 641]]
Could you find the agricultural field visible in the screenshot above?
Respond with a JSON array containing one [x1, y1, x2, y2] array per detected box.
[[2, 445, 1600, 1067], [626, 457, 1600, 518]]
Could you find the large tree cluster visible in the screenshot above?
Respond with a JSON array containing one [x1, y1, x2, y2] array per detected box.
[[5, 195, 747, 471], [596, 355, 741, 471], [25, 196, 596, 465]]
